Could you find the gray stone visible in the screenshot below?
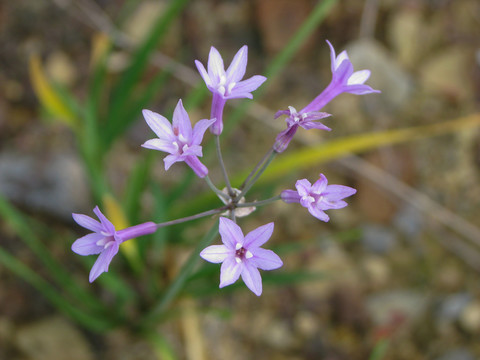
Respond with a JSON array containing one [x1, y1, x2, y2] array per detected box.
[[361, 225, 398, 254]]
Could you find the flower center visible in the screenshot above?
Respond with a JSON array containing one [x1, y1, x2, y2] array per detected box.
[[96, 236, 115, 249], [235, 243, 253, 263]]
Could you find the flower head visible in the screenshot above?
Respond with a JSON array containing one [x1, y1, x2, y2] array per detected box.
[[273, 106, 331, 153], [195, 45, 266, 135], [200, 217, 283, 296], [300, 40, 380, 114], [281, 174, 356, 222], [72, 206, 156, 282], [142, 100, 215, 178]]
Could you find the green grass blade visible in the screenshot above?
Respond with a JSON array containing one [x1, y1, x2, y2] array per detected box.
[[0, 246, 114, 332], [104, 0, 190, 147]]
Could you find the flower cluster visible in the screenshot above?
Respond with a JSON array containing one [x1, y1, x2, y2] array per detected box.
[[71, 41, 378, 296]]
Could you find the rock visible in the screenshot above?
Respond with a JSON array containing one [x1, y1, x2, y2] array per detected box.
[[14, 316, 94, 360], [0, 151, 90, 219], [361, 256, 390, 288], [459, 300, 480, 333], [347, 39, 414, 110], [436, 293, 472, 324], [435, 349, 476, 360], [361, 225, 398, 254]]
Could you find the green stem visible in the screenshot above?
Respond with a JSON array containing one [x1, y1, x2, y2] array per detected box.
[[215, 135, 234, 197], [204, 175, 229, 201], [237, 195, 281, 208], [237, 151, 277, 200]]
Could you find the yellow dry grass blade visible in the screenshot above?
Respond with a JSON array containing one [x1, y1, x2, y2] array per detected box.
[[259, 113, 480, 182], [28, 55, 78, 128], [90, 32, 111, 69], [102, 194, 141, 272]]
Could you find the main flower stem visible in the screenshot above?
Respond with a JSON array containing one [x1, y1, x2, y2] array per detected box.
[[215, 135, 234, 197], [155, 206, 228, 228], [204, 175, 229, 201], [237, 195, 281, 208], [239, 147, 274, 191], [237, 151, 277, 200]]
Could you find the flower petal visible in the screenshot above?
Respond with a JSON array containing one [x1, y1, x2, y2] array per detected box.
[[93, 206, 115, 235], [184, 156, 208, 178], [71, 233, 104, 255], [299, 121, 331, 131], [207, 46, 225, 82], [229, 75, 266, 98], [318, 199, 348, 210], [311, 174, 328, 194], [163, 154, 183, 171], [323, 184, 357, 201], [172, 100, 192, 142], [226, 45, 247, 83], [219, 217, 244, 249], [307, 203, 330, 222], [142, 138, 177, 154], [142, 109, 174, 139], [251, 248, 283, 271], [326, 40, 336, 73], [344, 84, 380, 95], [243, 222, 274, 249], [348, 69, 370, 85], [195, 60, 212, 88], [241, 261, 262, 296], [72, 213, 102, 233], [219, 257, 242, 287], [88, 242, 119, 283], [295, 179, 312, 197], [192, 119, 215, 146], [200, 245, 231, 263]]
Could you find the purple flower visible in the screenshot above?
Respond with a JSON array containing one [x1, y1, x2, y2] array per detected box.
[[195, 45, 266, 135], [300, 40, 380, 114], [142, 100, 215, 178], [273, 106, 331, 153], [200, 217, 283, 296], [281, 174, 356, 222], [72, 206, 156, 282]]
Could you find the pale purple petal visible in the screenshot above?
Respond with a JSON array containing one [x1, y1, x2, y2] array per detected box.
[[274, 109, 291, 119], [141, 138, 177, 154], [72, 213, 102, 233], [142, 109, 174, 139], [219, 257, 242, 287], [164, 154, 182, 170], [219, 217, 244, 249], [183, 144, 203, 157], [335, 50, 350, 70], [200, 245, 231, 263], [326, 40, 337, 73], [195, 60, 212, 88], [88, 242, 119, 283], [344, 84, 380, 95], [184, 156, 208, 178], [241, 261, 262, 296], [172, 100, 192, 142], [318, 199, 348, 210], [93, 206, 115, 234], [280, 189, 301, 203], [307, 204, 330, 222], [295, 179, 312, 197], [207, 46, 225, 82], [348, 70, 370, 85], [311, 174, 328, 194], [244, 222, 274, 249], [333, 59, 354, 84], [192, 118, 215, 145], [251, 248, 283, 271], [323, 184, 357, 201], [226, 45, 248, 83], [228, 75, 266, 98], [71, 233, 104, 255], [299, 121, 331, 131]]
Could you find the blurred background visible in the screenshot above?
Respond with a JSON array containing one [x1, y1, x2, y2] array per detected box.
[[1, 0, 480, 359]]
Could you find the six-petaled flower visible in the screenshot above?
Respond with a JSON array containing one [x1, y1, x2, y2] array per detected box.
[[142, 99, 215, 178], [281, 173, 357, 222], [72, 206, 156, 282], [195, 45, 266, 135], [200, 217, 283, 296]]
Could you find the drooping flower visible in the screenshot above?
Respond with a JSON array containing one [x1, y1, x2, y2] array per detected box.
[[200, 217, 283, 296], [273, 106, 331, 153], [281, 174, 356, 222], [142, 100, 215, 178], [72, 206, 156, 282], [300, 40, 380, 114], [195, 45, 267, 135]]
